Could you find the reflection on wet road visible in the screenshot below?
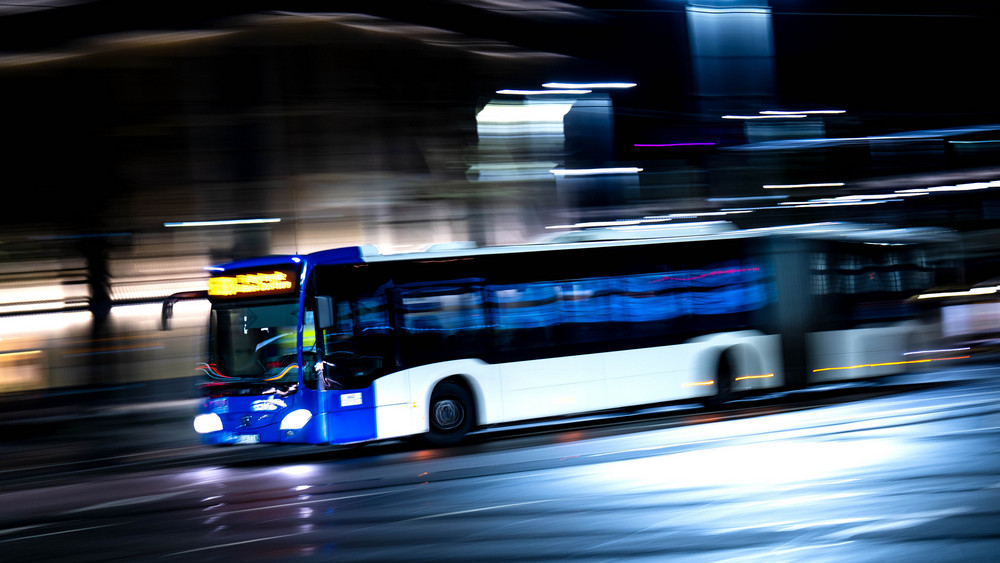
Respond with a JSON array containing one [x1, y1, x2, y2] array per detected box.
[[3, 367, 1000, 561]]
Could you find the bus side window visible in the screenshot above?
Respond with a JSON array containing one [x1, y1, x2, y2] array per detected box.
[[685, 260, 771, 333], [397, 284, 488, 364], [488, 282, 558, 352], [556, 278, 616, 345], [325, 301, 355, 351]]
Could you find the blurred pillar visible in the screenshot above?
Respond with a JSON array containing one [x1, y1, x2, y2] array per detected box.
[[80, 236, 112, 396], [686, 0, 776, 114]]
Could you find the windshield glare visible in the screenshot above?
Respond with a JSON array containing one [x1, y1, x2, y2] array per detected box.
[[210, 302, 312, 381]]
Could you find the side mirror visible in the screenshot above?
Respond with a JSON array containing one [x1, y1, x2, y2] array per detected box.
[[161, 290, 208, 330], [315, 295, 335, 329]]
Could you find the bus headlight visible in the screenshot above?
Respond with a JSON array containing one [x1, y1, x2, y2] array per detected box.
[[193, 413, 223, 434], [280, 409, 313, 430]]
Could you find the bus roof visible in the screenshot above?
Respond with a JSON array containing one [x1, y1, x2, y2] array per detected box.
[[207, 222, 957, 272]]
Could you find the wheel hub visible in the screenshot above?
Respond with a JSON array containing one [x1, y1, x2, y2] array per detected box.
[[433, 399, 463, 430]]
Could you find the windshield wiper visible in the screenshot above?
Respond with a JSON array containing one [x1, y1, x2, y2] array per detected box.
[[254, 332, 294, 353]]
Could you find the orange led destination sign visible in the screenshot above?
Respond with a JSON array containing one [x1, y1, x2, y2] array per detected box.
[[208, 270, 297, 298]]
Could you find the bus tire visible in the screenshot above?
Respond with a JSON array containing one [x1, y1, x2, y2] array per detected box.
[[426, 381, 474, 446], [702, 348, 736, 408]]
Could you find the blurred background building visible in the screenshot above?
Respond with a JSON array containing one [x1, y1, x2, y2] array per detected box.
[[1, 1, 999, 400]]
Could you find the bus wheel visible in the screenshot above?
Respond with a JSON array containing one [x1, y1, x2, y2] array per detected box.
[[426, 381, 473, 446], [702, 349, 735, 408]]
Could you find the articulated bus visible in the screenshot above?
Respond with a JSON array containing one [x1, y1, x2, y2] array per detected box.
[[182, 222, 962, 447]]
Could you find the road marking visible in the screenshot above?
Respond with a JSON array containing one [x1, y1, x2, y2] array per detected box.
[[164, 532, 307, 557], [404, 499, 555, 521], [821, 507, 970, 540], [63, 490, 192, 514], [214, 490, 394, 515], [0, 525, 45, 536], [0, 523, 119, 544]]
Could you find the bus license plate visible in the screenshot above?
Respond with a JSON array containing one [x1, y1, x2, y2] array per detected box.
[[236, 434, 260, 444]]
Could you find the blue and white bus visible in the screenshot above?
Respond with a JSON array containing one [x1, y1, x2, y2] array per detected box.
[[182, 222, 962, 446]]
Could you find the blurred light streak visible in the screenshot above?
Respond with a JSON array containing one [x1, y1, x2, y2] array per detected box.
[[917, 286, 1000, 299], [812, 356, 969, 373], [496, 89, 591, 95], [735, 373, 774, 381], [92, 30, 240, 50], [897, 180, 1000, 194], [666, 210, 752, 219], [788, 201, 889, 208], [0, 311, 91, 335], [542, 82, 636, 89], [763, 182, 845, 189], [273, 465, 319, 479], [708, 195, 788, 202], [0, 52, 84, 68], [270, 12, 570, 61], [549, 167, 643, 175], [903, 347, 970, 356], [634, 142, 716, 147], [760, 110, 846, 115], [732, 124, 1000, 151], [0, 349, 42, 359], [688, 5, 770, 15], [723, 114, 807, 120], [683, 380, 715, 387], [590, 439, 903, 490], [477, 101, 573, 125], [164, 218, 281, 228], [545, 220, 643, 229]]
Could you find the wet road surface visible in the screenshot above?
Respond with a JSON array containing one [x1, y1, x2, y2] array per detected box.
[[2, 366, 999, 561]]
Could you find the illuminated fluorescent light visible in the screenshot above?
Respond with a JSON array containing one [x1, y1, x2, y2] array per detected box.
[[723, 114, 808, 120], [897, 180, 1000, 194], [634, 142, 716, 147], [164, 218, 281, 228], [917, 286, 1000, 299], [763, 182, 845, 189], [550, 167, 643, 176], [789, 201, 885, 208], [760, 110, 846, 115], [477, 102, 574, 124], [497, 89, 591, 95], [542, 82, 636, 89]]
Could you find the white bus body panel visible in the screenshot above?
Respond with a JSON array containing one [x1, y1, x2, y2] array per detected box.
[[807, 322, 917, 382], [372, 331, 783, 440]]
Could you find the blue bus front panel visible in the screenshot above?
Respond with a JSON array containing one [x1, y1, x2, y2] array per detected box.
[[195, 386, 378, 445], [322, 387, 377, 445], [196, 389, 325, 445]]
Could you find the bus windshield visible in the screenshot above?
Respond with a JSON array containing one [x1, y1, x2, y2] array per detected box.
[[209, 301, 307, 383]]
